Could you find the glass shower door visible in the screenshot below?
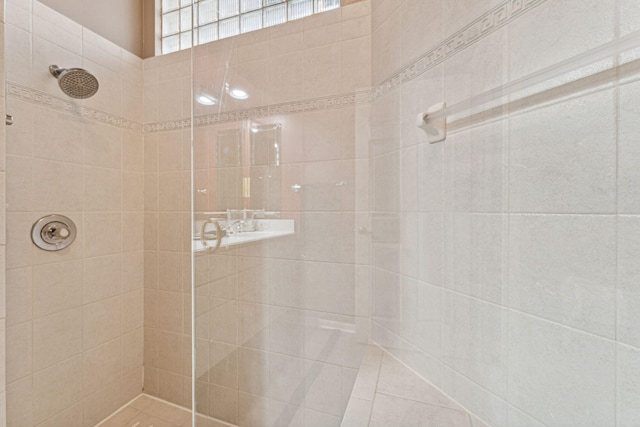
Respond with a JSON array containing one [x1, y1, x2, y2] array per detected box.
[[190, 4, 372, 424]]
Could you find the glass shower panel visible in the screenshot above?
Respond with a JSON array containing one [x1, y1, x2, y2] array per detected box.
[[189, 1, 640, 426], [191, 2, 370, 426]]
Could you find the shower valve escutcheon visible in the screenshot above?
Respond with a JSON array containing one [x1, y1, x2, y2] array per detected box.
[[31, 214, 77, 251]]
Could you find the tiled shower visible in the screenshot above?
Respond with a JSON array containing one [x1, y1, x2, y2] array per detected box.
[[2, 0, 640, 426]]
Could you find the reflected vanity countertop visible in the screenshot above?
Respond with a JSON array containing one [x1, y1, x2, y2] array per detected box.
[[193, 219, 294, 252]]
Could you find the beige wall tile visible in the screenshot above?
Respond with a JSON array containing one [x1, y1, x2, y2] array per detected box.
[[208, 383, 238, 424], [123, 212, 144, 252], [123, 78, 143, 124], [122, 328, 144, 374], [82, 378, 124, 427], [32, 260, 82, 318], [158, 251, 182, 292], [32, 356, 83, 424], [143, 366, 159, 396], [144, 212, 159, 250], [32, 109, 83, 164], [144, 134, 159, 173], [158, 213, 183, 251], [6, 155, 32, 212], [121, 367, 144, 403], [6, 212, 33, 268], [144, 173, 159, 212], [6, 267, 31, 326], [122, 251, 144, 293], [33, 308, 82, 371], [157, 330, 184, 373], [36, 402, 83, 427], [5, 26, 32, 87], [7, 376, 33, 427], [82, 213, 122, 258], [122, 289, 144, 333], [303, 43, 342, 99], [342, 36, 371, 91], [6, 99, 34, 158], [7, 321, 32, 383], [32, 160, 84, 212], [83, 338, 122, 392], [83, 296, 121, 350], [157, 172, 184, 212], [83, 167, 122, 212], [83, 254, 121, 303], [123, 131, 144, 173], [84, 122, 122, 169], [156, 291, 183, 334], [158, 370, 189, 408], [158, 131, 183, 172], [123, 172, 145, 212], [144, 250, 159, 289]]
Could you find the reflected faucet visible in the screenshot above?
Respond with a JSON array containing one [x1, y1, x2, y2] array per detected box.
[[224, 220, 245, 235]]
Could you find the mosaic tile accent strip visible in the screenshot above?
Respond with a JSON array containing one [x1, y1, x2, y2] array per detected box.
[[6, 82, 144, 133], [373, 0, 548, 99], [143, 90, 373, 133]]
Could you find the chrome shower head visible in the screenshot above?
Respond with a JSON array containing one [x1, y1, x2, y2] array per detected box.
[[49, 65, 99, 99]]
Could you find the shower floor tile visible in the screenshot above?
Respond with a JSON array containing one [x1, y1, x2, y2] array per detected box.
[[341, 343, 490, 427], [97, 395, 228, 427]]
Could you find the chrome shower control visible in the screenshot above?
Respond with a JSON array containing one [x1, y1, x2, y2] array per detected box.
[[31, 214, 77, 251]]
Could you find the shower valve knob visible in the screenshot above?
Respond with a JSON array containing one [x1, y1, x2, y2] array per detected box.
[[41, 222, 71, 243]]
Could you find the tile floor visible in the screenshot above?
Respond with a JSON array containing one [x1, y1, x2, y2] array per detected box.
[[341, 344, 490, 427], [96, 395, 229, 427], [98, 344, 488, 427]]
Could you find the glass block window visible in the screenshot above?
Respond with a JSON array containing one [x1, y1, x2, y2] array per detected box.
[[161, 0, 341, 54]]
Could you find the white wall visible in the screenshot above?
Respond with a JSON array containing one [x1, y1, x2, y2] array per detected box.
[[370, 0, 640, 425]]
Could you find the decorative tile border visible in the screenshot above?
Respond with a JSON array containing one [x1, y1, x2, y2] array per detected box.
[[373, 0, 548, 99], [143, 90, 373, 133], [143, 0, 547, 133], [7, 0, 546, 134], [6, 82, 144, 133]]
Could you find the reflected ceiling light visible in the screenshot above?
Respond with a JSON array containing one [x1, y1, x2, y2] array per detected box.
[[197, 94, 217, 106], [229, 88, 249, 100]]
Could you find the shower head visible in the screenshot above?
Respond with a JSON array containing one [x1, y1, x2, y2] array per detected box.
[[49, 65, 99, 99]]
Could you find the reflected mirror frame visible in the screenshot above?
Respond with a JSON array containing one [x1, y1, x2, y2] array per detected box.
[[250, 123, 282, 167]]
